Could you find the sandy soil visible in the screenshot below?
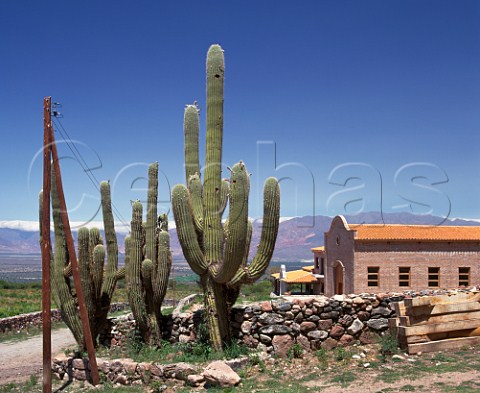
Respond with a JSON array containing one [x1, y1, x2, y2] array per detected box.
[[304, 370, 480, 393], [0, 328, 76, 384]]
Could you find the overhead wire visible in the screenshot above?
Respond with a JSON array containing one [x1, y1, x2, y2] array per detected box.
[[51, 116, 130, 229]]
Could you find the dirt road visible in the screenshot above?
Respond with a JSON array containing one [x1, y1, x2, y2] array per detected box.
[[0, 328, 76, 384]]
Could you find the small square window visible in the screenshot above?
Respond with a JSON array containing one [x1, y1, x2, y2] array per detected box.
[[367, 267, 379, 287], [428, 267, 440, 287], [399, 267, 410, 287], [459, 267, 470, 287]]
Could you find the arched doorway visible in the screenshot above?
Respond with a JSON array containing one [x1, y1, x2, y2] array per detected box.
[[333, 260, 345, 295]]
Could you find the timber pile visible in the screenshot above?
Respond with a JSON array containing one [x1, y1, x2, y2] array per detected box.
[[389, 292, 480, 354]]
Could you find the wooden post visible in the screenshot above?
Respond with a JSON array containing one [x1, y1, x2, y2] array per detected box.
[[42, 97, 52, 393], [48, 105, 100, 385]]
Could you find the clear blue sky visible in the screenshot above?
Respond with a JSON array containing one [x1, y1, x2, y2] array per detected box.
[[1, 1, 479, 226]]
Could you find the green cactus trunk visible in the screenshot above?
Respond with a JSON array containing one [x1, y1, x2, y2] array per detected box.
[[172, 45, 280, 351], [40, 171, 122, 350], [126, 162, 172, 345]]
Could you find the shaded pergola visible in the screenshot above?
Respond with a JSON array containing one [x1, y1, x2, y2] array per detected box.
[[271, 266, 319, 295]]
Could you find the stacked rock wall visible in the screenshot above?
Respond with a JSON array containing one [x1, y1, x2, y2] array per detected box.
[[110, 293, 401, 354], [0, 302, 130, 334]]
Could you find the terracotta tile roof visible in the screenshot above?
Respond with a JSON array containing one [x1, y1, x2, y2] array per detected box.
[[311, 246, 325, 252], [271, 269, 319, 284], [302, 265, 315, 272], [347, 224, 480, 241]]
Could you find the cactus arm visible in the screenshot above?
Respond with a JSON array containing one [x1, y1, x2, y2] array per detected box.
[[188, 174, 204, 232], [78, 227, 95, 330], [124, 236, 131, 281], [99, 181, 118, 301], [210, 162, 249, 283], [242, 220, 253, 267], [153, 230, 172, 313], [145, 163, 158, 266], [89, 227, 102, 249], [172, 184, 207, 275], [128, 201, 151, 342], [219, 178, 229, 216], [141, 259, 154, 314], [92, 244, 106, 303], [90, 229, 104, 303], [184, 104, 201, 182], [184, 105, 203, 233], [228, 177, 280, 287], [115, 266, 125, 280], [63, 263, 72, 277], [203, 44, 225, 267], [51, 168, 84, 346]]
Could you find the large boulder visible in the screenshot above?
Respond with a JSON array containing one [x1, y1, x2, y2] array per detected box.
[[203, 361, 241, 388]]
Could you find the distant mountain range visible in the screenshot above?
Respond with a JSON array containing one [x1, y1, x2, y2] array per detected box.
[[1, 212, 479, 262]]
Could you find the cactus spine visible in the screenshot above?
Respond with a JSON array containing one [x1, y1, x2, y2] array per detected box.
[[172, 44, 280, 351], [126, 162, 172, 344], [39, 170, 123, 350]]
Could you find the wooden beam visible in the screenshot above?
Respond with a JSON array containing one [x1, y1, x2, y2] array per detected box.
[[403, 327, 480, 344], [391, 301, 406, 317], [408, 336, 480, 355], [403, 292, 480, 308], [41, 97, 52, 393], [398, 318, 480, 337], [400, 310, 480, 327], [404, 301, 480, 317]]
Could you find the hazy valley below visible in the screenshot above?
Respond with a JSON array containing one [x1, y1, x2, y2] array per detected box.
[[1, 211, 478, 282]]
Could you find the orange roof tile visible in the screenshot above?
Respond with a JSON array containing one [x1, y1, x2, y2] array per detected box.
[[311, 246, 325, 252], [271, 269, 319, 284], [348, 224, 480, 241], [302, 265, 315, 272]]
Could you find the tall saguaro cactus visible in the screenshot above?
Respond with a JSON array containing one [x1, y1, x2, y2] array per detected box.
[[39, 171, 124, 350], [172, 44, 280, 350], [126, 162, 172, 344]]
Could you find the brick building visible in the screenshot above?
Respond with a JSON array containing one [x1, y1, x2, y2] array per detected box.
[[311, 215, 480, 296]]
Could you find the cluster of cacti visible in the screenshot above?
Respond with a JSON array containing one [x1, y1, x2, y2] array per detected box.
[[39, 169, 124, 350], [125, 162, 172, 344], [172, 44, 280, 350]]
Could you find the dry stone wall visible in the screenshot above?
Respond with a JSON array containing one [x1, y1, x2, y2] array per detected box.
[[52, 353, 246, 388], [110, 293, 403, 354], [0, 302, 129, 334]]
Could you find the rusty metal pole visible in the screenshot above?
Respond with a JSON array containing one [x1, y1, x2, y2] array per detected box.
[[48, 113, 100, 385], [42, 97, 52, 393]]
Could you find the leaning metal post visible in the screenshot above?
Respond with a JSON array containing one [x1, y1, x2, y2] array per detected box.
[[46, 97, 100, 385]]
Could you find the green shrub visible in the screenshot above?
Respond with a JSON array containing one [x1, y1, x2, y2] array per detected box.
[[379, 333, 399, 359], [248, 353, 266, 372], [288, 343, 304, 359], [315, 348, 328, 369], [224, 339, 249, 359], [334, 346, 351, 362]]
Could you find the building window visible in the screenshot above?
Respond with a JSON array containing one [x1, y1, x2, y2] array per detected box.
[[336, 236, 340, 246], [320, 257, 325, 275], [399, 267, 410, 287], [428, 267, 440, 287], [314, 257, 319, 269], [367, 267, 379, 287], [459, 267, 470, 287]]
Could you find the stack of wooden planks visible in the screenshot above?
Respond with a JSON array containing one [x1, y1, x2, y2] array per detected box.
[[389, 292, 480, 354]]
